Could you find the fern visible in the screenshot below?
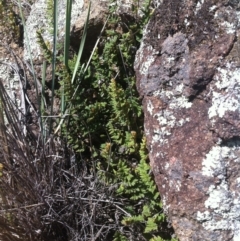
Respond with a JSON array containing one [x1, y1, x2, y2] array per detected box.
[[145, 217, 158, 233], [36, 30, 53, 62], [35, 0, 176, 240], [150, 237, 178, 241], [113, 232, 128, 241]]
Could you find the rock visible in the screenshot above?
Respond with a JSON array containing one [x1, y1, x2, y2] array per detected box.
[[24, 0, 85, 61], [24, 0, 146, 62], [22, 0, 147, 106], [135, 0, 240, 240], [70, 0, 108, 59], [19, 0, 147, 116]]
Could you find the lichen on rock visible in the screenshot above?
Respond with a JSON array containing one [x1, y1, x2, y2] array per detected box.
[[24, 0, 85, 61], [135, 0, 240, 240]]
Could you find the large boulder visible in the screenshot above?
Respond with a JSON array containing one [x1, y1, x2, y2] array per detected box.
[[135, 0, 240, 240]]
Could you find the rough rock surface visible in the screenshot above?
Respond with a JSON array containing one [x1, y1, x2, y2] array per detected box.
[[135, 0, 240, 240], [24, 0, 146, 61], [24, 0, 85, 61]]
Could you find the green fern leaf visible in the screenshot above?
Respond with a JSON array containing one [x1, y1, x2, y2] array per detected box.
[[144, 217, 158, 233]]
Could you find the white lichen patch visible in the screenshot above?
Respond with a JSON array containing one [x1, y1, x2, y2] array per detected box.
[[137, 44, 158, 76], [221, 21, 236, 34], [197, 145, 240, 240], [195, 0, 204, 15], [202, 146, 235, 177], [165, 162, 170, 170], [214, 8, 238, 35], [184, 18, 190, 27], [209, 5, 217, 12], [175, 83, 184, 93], [135, 20, 160, 76], [169, 96, 192, 109], [24, 0, 84, 60], [169, 179, 181, 192], [0, 62, 20, 101], [208, 66, 240, 119], [205, 181, 231, 211], [208, 92, 239, 118], [215, 65, 240, 90], [166, 56, 175, 64], [161, 194, 170, 213], [153, 89, 170, 98], [196, 210, 211, 221], [144, 126, 150, 137], [152, 108, 189, 142], [154, 110, 176, 127], [152, 0, 163, 8], [148, 87, 192, 145], [0, 62, 23, 124], [153, 86, 191, 108], [152, 127, 171, 144], [147, 99, 154, 115], [177, 118, 187, 127], [236, 177, 240, 185]]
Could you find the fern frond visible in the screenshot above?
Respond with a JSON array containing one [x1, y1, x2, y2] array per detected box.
[[36, 30, 53, 62]]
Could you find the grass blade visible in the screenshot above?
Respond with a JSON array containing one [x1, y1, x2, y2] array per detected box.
[[49, 0, 59, 135], [71, 2, 91, 84], [17, 0, 39, 100], [64, 0, 72, 69], [53, 7, 110, 135], [61, 0, 73, 115], [41, 60, 47, 140]]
